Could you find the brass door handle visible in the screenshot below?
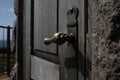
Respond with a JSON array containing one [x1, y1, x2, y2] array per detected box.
[[44, 32, 74, 45]]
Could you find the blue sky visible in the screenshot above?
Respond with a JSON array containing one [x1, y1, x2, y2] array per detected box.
[[0, 0, 16, 27], [0, 0, 16, 40]]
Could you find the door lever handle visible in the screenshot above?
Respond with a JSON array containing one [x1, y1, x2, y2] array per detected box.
[[44, 32, 74, 45]]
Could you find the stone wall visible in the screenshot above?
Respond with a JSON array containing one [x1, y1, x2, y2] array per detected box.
[[10, 0, 18, 80], [92, 0, 120, 80], [14, 0, 18, 16]]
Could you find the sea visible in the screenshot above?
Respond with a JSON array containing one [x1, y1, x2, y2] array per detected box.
[[0, 40, 12, 48]]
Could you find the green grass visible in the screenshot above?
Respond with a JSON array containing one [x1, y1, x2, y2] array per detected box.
[[0, 53, 16, 74]]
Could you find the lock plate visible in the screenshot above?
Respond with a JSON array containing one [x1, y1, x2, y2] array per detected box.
[[67, 8, 79, 45], [67, 8, 79, 27]]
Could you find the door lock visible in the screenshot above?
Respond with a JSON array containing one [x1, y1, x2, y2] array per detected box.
[[44, 32, 74, 45]]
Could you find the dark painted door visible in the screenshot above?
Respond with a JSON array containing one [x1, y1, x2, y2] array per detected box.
[[23, 0, 87, 80]]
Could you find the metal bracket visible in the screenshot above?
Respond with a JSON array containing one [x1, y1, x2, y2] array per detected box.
[[67, 8, 79, 27]]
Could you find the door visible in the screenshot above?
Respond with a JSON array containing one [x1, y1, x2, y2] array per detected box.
[[22, 0, 87, 80], [31, 0, 85, 80]]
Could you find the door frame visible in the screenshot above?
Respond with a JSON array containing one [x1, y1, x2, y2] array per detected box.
[[17, 0, 91, 80], [17, 0, 32, 80], [16, 0, 24, 80]]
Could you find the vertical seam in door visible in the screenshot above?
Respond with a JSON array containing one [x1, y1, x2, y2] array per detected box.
[[56, 0, 59, 55], [17, 0, 24, 79], [84, 0, 88, 80], [56, 0, 60, 80], [29, 0, 34, 79], [31, 0, 34, 55]]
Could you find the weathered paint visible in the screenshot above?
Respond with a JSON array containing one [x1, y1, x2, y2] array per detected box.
[[31, 55, 59, 80]]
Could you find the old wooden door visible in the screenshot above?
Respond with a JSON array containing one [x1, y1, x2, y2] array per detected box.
[[22, 0, 89, 80]]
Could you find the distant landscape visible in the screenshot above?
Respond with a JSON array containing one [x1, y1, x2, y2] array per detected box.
[[0, 40, 12, 48]]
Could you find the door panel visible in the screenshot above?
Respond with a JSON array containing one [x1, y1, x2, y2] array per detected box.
[[34, 0, 57, 54], [32, 0, 59, 80], [31, 55, 59, 80]]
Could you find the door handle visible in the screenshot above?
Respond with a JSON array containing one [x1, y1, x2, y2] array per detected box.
[[44, 8, 78, 45], [44, 32, 74, 45]]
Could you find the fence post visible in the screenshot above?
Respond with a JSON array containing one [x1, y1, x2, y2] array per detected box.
[[7, 26, 11, 76]]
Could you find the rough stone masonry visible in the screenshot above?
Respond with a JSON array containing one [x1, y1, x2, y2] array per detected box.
[[92, 0, 120, 80]]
